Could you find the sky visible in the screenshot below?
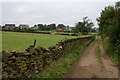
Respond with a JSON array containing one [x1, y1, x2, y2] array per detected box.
[[0, 0, 119, 28]]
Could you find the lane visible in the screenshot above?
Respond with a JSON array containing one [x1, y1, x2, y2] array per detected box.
[[66, 38, 118, 78]]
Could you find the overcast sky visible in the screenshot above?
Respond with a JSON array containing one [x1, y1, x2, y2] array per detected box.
[[0, 0, 119, 27]]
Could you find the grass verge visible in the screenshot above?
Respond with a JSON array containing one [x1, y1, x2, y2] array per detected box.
[[31, 39, 93, 79], [102, 39, 119, 65], [95, 46, 102, 64], [95, 46, 105, 70]]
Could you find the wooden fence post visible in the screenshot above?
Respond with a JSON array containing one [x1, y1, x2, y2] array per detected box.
[[34, 40, 36, 47]]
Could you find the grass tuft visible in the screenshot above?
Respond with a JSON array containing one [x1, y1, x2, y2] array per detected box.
[[95, 46, 102, 64]]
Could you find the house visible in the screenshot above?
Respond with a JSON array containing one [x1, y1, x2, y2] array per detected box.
[[19, 24, 29, 30], [4, 24, 16, 30], [33, 25, 39, 30], [68, 27, 74, 31]]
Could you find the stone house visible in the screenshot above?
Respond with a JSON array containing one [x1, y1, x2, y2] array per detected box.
[[68, 27, 74, 31], [33, 25, 39, 30], [19, 24, 29, 30], [4, 24, 16, 30]]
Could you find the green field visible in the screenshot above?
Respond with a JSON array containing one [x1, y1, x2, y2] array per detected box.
[[2, 31, 77, 51]]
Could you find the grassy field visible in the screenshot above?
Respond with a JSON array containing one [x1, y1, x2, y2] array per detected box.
[[2, 31, 77, 51]]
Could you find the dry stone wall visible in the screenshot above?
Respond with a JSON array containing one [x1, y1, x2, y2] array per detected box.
[[2, 36, 94, 78]]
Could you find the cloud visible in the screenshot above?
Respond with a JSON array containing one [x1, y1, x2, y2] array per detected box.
[[15, 6, 27, 13], [1, 2, 117, 27], [2, 0, 119, 2]]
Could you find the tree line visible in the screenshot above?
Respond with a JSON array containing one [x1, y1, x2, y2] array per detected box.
[[36, 23, 67, 31], [97, 1, 120, 63], [73, 16, 97, 35], [1, 17, 97, 34], [1, 23, 69, 31]]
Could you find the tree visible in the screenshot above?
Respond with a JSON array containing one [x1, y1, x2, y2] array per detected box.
[[57, 24, 66, 30], [44, 24, 50, 31], [49, 24, 56, 30], [97, 6, 116, 38], [74, 17, 94, 34], [14, 27, 21, 31], [97, 1, 120, 60], [38, 24, 45, 30]]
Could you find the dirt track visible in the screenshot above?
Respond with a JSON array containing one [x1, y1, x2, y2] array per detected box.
[[66, 37, 119, 78]]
